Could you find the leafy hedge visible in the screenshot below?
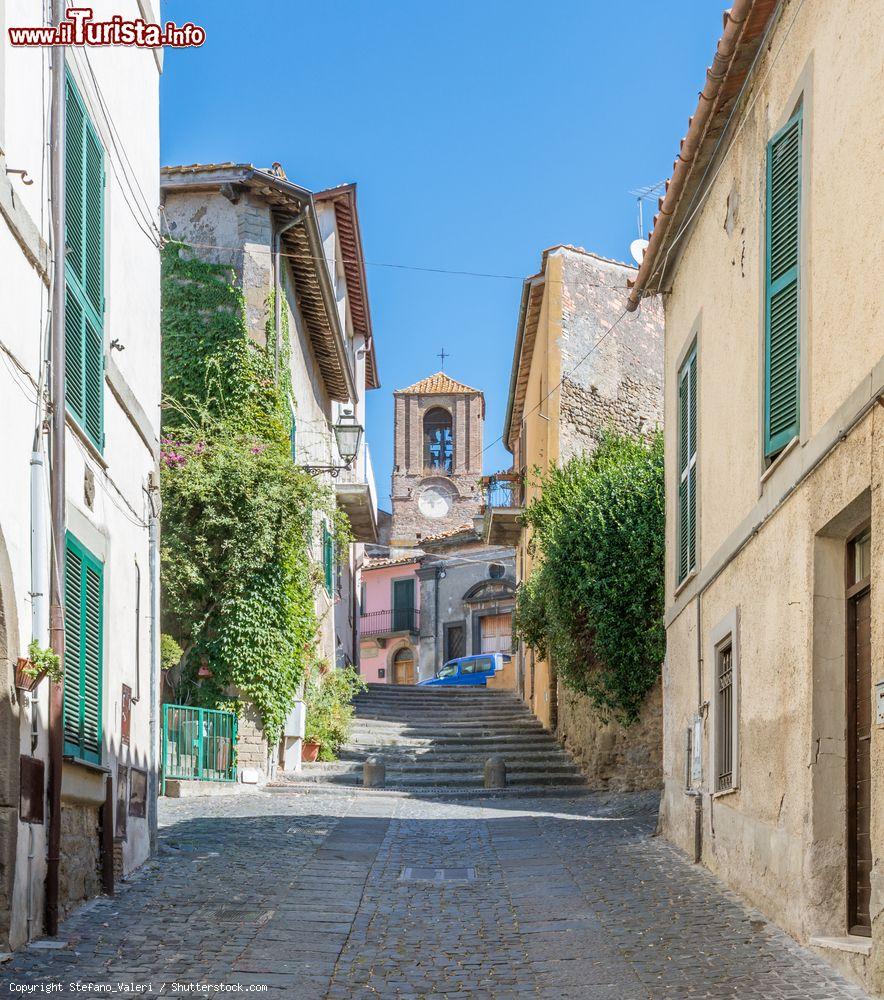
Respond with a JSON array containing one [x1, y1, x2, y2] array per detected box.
[[513, 430, 665, 724], [160, 242, 346, 745]]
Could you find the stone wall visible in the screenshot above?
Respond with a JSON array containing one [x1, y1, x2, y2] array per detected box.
[[59, 805, 100, 920], [556, 678, 662, 792], [236, 702, 269, 776]]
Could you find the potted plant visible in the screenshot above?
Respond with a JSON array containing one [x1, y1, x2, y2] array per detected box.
[[303, 665, 367, 763], [15, 641, 63, 692]]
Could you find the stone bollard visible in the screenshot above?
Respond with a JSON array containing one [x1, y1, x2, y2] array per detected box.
[[484, 755, 507, 789], [363, 755, 386, 788]]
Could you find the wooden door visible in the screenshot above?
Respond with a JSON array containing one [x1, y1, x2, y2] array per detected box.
[[392, 648, 415, 685], [847, 531, 872, 935], [480, 613, 513, 654], [444, 623, 465, 662]]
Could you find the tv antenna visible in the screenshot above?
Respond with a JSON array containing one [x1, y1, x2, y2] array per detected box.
[[628, 180, 666, 264]]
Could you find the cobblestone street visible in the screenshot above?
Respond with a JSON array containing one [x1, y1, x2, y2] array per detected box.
[[0, 789, 871, 999]]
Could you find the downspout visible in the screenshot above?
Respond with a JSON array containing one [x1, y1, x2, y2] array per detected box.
[[46, 0, 67, 938], [147, 478, 160, 856], [273, 213, 304, 379], [693, 591, 704, 864]]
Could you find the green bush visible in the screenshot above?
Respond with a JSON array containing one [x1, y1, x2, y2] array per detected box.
[[514, 430, 665, 724], [304, 667, 367, 761], [160, 242, 349, 746]]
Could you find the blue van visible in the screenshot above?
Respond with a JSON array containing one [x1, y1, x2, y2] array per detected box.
[[418, 652, 511, 687]]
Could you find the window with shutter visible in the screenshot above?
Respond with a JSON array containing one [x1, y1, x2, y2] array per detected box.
[[764, 109, 802, 458], [677, 345, 697, 584], [63, 534, 104, 765], [322, 524, 334, 595], [65, 74, 105, 451]]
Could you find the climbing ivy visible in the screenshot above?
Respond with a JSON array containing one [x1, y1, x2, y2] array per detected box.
[[160, 242, 349, 745], [513, 430, 665, 725]]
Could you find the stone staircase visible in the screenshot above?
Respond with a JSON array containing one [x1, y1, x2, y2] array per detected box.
[[279, 683, 586, 794]]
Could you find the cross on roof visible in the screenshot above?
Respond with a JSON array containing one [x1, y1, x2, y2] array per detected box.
[[437, 348, 448, 370]]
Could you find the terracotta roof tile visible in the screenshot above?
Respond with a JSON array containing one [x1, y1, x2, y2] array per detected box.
[[396, 371, 482, 396], [419, 523, 477, 544]]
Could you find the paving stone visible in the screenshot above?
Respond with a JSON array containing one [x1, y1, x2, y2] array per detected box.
[[0, 788, 872, 998]]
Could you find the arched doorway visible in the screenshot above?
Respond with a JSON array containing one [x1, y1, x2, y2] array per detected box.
[[391, 646, 416, 686], [423, 407, 453, 473]]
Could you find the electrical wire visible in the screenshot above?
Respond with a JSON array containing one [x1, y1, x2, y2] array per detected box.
[[482, 307, 629, 454], [168, 239, 634, 288], [639, 0, 807, 300], [67, 49, 162, 248]]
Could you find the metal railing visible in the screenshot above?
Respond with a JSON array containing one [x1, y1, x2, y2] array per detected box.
[[360, 608, 420, 637], [161, 704, 238, 792], [484, 473, 523, 510]]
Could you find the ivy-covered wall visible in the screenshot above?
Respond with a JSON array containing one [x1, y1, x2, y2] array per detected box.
[[160, 242, 346, 748]]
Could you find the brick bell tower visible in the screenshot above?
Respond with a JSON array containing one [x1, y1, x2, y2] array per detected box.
[[390, 372, 485, 547]]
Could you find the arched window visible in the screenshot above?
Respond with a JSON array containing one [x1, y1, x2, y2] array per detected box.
[[424, 407, 453, 473]]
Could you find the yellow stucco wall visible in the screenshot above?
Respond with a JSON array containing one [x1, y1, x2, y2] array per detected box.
[[660, 0, 884, 989], [513, 254, 563, 729]]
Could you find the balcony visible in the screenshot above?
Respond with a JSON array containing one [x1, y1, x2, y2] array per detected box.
[[336, 441, 379, 543], [481, 472, 523, 546], [360, 608, 420, 638]]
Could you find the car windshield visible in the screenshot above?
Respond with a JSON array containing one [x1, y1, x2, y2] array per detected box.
[[436, 661, 458, 679]]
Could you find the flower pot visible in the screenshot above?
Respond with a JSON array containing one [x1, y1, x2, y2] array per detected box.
[[302, 740, 320, 763], [15, 658, 46, 692]]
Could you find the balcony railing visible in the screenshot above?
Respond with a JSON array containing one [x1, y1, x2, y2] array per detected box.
[[483, 473, 523, 510], [360, 608, 420, 637]]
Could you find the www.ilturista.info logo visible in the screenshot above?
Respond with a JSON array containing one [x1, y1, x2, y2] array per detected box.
[[8, 7, 205, 47]]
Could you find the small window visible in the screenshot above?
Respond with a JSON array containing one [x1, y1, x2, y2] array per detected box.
[[715, 640, 736, 792], [853, 530, 871, 585], [488, 563, 505, 579]]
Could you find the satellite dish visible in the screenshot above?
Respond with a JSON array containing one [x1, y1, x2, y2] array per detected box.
[[630, 238, 649, 265]]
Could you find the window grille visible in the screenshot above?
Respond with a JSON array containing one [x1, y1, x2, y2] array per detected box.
[[716, 642, 734, 791]]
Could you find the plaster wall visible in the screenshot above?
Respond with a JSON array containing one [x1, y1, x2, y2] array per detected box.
[[358, 562, 421, 683], [417, 547, 514, 683], [0, 0, 161, 947], [658, 1, 884, 989]]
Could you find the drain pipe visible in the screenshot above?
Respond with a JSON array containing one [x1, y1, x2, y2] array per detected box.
[[45, 0, 67, 938], [273, 212, 305, 377], [146, 477, 160, 854]]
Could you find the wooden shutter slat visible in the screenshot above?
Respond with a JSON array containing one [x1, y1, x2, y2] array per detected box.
[[765, 112, 802, 456], [83, 310, 103, 446], [82, 564, 102, 758], [63, 547, 83, 752], [64, 78, 84, 281], [64, 287, 84, 423]]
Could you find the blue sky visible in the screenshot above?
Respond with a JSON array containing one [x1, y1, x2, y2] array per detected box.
[[161, 1, 723, 508]]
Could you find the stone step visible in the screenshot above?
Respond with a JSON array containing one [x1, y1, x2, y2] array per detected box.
[[339, 748, 574, 765], [346, 731, 560, 746], [283, 767, 586, 789], [350, 722, 545, 736]]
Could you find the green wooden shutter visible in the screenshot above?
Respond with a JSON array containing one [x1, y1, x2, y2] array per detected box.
[[63, 535, 103, 765], [323, 524, 334, 594], [764, 110, 802, 457], [677, 346, 697, 584], [62, 544, 83, 755], [64, 73, 105, 451]]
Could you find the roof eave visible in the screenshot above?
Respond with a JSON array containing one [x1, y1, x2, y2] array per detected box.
[[626, 0, 781, 311]]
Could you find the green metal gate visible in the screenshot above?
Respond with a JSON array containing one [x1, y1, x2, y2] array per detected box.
[[162, 704, 238, 792]]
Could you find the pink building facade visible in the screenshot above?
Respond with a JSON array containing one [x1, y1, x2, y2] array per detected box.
[[359, 557, 422, 684]]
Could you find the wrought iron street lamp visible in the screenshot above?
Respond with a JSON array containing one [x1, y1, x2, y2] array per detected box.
[[302, 409, 364, 478]]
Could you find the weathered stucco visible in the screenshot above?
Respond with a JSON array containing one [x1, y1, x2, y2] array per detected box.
[[507, 248, 664, 778], [659, 1, 884, 992]]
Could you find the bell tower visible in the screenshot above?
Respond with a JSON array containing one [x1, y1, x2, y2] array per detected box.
[[390, 372, 485, 547]]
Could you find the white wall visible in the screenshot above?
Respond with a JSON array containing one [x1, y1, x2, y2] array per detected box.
[[1, 0, 161, 946]]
